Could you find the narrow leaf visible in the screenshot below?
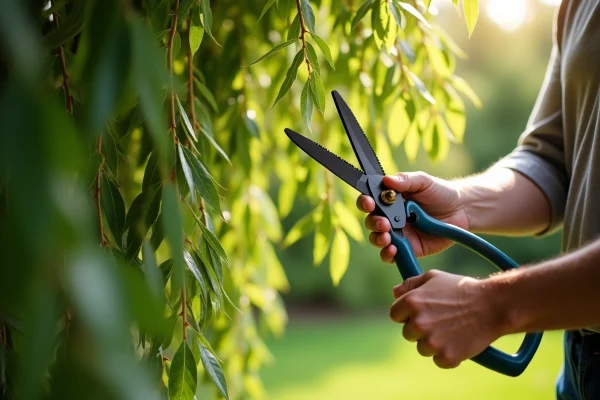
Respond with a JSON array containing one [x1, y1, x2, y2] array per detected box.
[[389, 1, 403, 29], [333, 202, 364, 242], [189, 24, 204, 56], [352, 0, 374, 30], [200, 345, 229, 399], [259, 0, 277, 20], [272, 49, 304, 108], [305, 42, 321, 76], [287, 14, 301, 41], [330, 229, 350, 286], [200, 0, 220, 46], [181, 146, 221, 214], [310, 33, 334, 69], [184, 250, 207, 304], [247, 39, 297, 66], [197, 125, 231, 164], [193, 78, 218, 111], [396, 1, 431, 28], [300, 0, 316, 32], [451, 75, 481, 108], [309, 71, 325, 113], [283, 211, 315, 247], [463, 0, 479, 37], [313, 204, 332, 265], [405, 69, 436, 104], [178, 143, 196, 205], [300, 81, 313, 132], [176, 95, 197, 142], [169, 342, 197, 400], [101, 174, 126, 243]]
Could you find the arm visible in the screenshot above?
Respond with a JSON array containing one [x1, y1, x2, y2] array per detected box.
[[388, 238, 600, 369]]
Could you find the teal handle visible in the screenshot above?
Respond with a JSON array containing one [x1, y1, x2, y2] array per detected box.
[[389, 200, 543, 377]]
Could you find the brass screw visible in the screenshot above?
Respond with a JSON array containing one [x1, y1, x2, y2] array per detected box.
[[380, 190, 397, 205]]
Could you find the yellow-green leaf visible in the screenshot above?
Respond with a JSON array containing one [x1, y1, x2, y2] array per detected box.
[[248, 38, 297, 66], [168, 340, 197, 400], [463, 0, 479, 37], [300, 81, 313, 133], [189, 24, 204, 56], [387, 98, 410, 146], [282, 210, 315, 247], [330, 229, 350, 286], [199, 345, 229, 400], [352, 0, 374, 30], [313, 204, 332, 265], [396, 1, 431, 28], [451, 75, 481, 108], [259, 0, 277, 20], [404, 125, 419, 162], [333, 202, 363, 242], [272, 49, 304, 108], [309, 71, 325, 113]]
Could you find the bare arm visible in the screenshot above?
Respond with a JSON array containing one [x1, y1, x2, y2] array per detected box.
[[456, 166, 552, 236]]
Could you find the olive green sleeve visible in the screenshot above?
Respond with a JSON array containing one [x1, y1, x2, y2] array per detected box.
[[493, 42, 568, 236]]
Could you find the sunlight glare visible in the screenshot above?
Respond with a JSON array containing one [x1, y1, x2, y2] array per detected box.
[[486, 0, 528, 32]]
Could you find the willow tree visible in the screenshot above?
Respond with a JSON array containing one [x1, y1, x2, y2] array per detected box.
[[0, 0, 479, 398]]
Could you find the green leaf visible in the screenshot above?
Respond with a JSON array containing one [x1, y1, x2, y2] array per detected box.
[[287, 14, 301, 41], [197, 124, 231, 164], [247, 39, 297, 66], [199, 345, 229, 399], [314, 204, 332, 265], [305, 43, 321, 76], [193, 78, 218, 111], [101, 174, 126, 244], [463, 0, 479, 37], [278, 178, 297, 218], [259, 0, 278, 20], [330, 229, 350, 286], [310, 33, 335, 69], [181, 146, 222, 214], [282, 210, 315, 247], [178, 143, 196, 205], [301, 0, 316, 32], [333, 202, 364, 242], [396, 1, 431, 28], [184, 250, 208, 304], [162, 183, 185, 290], [193, 331, 221, 363], [389, 1, 403, 29], [142, 241, 162, 301], [272, 49, 304, 108], [404, 125, 419, 162], [244, 115, 260, 137], [405, 69, 436, 104], [176, 94, 197, 142], [451, 75, 481, 108], [352, 0, 374, 30], [198, 221, 229, 267], [189, 24, 204, 57], [169, 341, 197, 400], [300, 81, 313, 132], [388, 98, 410, 146], [200, 0, 220, 46], [309, 71, 325, 113]]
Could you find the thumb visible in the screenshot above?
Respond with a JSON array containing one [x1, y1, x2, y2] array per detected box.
[[382, 172, 433, 194], [392, 272, 432, 299]]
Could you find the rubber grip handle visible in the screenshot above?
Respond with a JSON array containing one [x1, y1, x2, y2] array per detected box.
[[389, 200, 543, 377]]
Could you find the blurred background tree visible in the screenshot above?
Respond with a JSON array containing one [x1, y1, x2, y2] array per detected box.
[[0, 0, 562, 399]]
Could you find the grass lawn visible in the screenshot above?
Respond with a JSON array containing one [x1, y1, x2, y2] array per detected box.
[[261, 314, 564, 400]]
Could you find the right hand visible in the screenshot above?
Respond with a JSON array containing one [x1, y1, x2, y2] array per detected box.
[[356, 172, 470, 263]]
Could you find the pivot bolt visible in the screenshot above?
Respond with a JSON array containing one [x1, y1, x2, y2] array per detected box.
[[380, 190, 397, 205]]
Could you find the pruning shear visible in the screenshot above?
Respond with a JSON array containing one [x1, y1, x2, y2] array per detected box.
[[284, 90, 543, 377]]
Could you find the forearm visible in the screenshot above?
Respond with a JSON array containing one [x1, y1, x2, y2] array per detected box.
[[485, 238, 600, 334], [455, 167, 551, 236]]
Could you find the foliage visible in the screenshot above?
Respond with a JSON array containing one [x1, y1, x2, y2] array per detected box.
[[0, 0, 479, 399]]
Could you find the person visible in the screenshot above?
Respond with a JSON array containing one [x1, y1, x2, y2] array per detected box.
[[356, 0, 600, 398]]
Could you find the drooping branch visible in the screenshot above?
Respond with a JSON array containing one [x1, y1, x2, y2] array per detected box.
[[167, 0, 180, 138], [294, 0, 312, 75], [52, 12, 73, 114], [186, 17, 198, 133]]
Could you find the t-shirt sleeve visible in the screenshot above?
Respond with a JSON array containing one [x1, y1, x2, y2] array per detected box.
[[492, 31, 568, 236]]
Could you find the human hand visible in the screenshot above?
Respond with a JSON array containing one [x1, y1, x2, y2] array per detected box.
[[356, 172, 469, 262], [389, 270, 505, 369]]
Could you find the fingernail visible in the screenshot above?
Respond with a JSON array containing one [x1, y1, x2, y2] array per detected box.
[[361, 200, 368, 210], [393, 284, 402, 295], [393, 175, 405, 182]]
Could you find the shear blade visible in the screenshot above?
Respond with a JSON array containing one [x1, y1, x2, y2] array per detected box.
[[284, 128, 369, 195], [332, 90, 385, 176]]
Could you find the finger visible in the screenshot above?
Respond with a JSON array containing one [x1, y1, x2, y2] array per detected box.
[[389, 294, 414, 323], [392, 270, 436, 299], [365, 215, 390, 232], [433, 353, 461, 369], [356, 195, 375, 213], [402, 319, 425, 342], [417, 338, 437, 357], [369, 232, 391, 248], [380, 245, 397, 263], [382, 172, 432, 194]]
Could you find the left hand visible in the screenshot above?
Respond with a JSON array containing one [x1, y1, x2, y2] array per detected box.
[[390, 270, 505, 369]]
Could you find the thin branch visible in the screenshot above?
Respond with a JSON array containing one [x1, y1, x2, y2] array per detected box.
[[294, 0, 312, 75], [52, 12, 73, 113], [167, 0, 181, 138], [186, 16, 198, 133], [95, 136, 107, 247]]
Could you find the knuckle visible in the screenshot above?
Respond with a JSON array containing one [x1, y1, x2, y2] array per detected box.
[[403, 293, 420, 311], [424, 269, 440, 279], [411, 317, 428, 334]]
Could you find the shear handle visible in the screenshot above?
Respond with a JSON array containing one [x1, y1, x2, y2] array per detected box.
[[389, 200, 543, 377]]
